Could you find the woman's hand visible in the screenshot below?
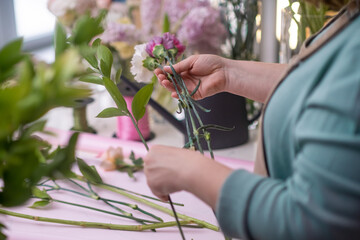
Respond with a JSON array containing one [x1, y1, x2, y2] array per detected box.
[[154, 54, 227, 100], [143, 145, 232, 209], [155, 54, 288, 103]]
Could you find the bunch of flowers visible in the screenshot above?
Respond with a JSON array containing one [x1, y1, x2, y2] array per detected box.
[[130, 32, 185, 83], [131, 33, 232, 153]]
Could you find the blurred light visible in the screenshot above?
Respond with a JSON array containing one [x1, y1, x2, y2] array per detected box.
[[276, 0, 289, 40], [256, 14, 261, 26], [256, 29, 261, 43]]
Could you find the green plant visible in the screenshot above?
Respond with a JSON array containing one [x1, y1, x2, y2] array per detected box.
[[0, 36, 93, 238]]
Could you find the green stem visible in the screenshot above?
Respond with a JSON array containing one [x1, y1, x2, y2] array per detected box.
[[51, 199, 156, 223], [101, 182, 184, 206], [41, 180, 164, 222], [73, 176, 219, 231], [129, 114, 149, 151], [0, 208, 191, 231]]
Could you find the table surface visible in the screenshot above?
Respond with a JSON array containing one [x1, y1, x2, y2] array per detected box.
[[1, 129, 254, 240]]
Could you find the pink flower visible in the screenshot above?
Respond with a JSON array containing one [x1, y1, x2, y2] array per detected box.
[[145, 36, 163, 57], [162, 32, 185, 55], [146, 33, 185, 58]]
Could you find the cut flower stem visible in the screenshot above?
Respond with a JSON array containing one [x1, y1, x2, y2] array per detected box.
[[0, 208, 192, 231]]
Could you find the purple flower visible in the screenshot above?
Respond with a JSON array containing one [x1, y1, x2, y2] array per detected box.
[[145, 36, 163, 57]]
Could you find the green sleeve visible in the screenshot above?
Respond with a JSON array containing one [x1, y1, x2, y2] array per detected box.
[[216, 33, 360, 240]]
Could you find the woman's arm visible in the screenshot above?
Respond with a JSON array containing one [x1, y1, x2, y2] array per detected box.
[[224, 59, 288, 103]]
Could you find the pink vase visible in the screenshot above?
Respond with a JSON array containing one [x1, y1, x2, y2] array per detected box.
[[116, 96, 151, 141]]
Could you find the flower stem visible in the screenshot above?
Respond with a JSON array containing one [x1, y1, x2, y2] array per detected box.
[[0, 208, 191, 231], [129, 114, 149, 151], [49, 199, 157, 223], [73, 175, 219, 231], [100, 182, 184, 206]]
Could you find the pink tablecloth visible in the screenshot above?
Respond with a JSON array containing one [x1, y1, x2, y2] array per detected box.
[[1, 129, 253, 240]]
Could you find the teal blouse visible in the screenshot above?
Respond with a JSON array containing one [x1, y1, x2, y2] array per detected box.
[[216, 13, 360, 240]]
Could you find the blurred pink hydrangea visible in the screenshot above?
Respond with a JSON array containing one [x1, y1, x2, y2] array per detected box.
[[101, 22, 143, 44], [177, 6, 227, 54], [139, 0, 226, 54], [140, 0, 163, 36], [162, 0, 210, 25]]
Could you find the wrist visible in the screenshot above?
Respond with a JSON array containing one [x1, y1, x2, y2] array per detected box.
[[223, 58, 246, 95]]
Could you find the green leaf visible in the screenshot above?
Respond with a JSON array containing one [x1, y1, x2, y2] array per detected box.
[[129, 151, 143, 166], [29, 200, 51, 209], [103, 77, 128, 112], [97, 45, 113, 78], [79, 45, 98, 69], [79, 75, 103, 85], [32, 187, 51, 200], [77, 158, 103, 184], [92, 38, 101, 48], [162, 14, 170, 33], [115, 67, 122, 85], [54, 22, 68, 59], [22, 120, 47, 138], [72, 14, 104, 45], [96, 107, 128, 118], [0, 38, 23, 68], [132, 83, 154, 122], [100, 59, 111, 78], [0, 38, 24, 83]]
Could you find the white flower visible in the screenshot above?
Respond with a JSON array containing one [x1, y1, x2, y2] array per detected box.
[[48, 0, 77, 17], [47, 0, 96, 17], [130, 44, 154, 83]]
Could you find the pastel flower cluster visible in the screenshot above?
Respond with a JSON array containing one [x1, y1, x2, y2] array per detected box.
[[101, 21, 142, 44], [140, 0, 226, 54], [131, 33, 185, 83], [177, 6, 227, 54]]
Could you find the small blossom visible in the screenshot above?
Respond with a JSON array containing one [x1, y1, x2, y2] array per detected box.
[[130, 44, 154, 83], [100, 147, 124, 171]]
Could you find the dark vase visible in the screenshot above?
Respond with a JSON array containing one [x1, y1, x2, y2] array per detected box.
[[193, 92, 249, 150]]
